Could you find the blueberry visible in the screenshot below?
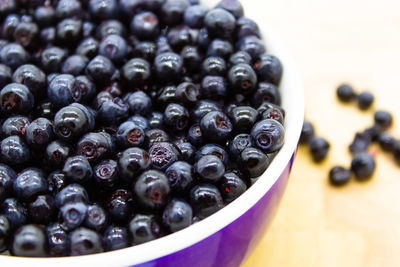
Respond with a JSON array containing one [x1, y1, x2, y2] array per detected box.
[[378, 132, 395, 152], [93, 159, 119, 189], [129, 214, 161, 245], [155, 35, 173, 54], [149, 142, 180, 171], [357, 91, 374, 110], [1, 115, 30, 137], [107, 189, 133, 223], [207, 39, 233, 59], [1, 135, 30, 164], [195, 155, 225, 182], [12, 64, 46, 97], [55, 183, 89, 208], [308, 136, 330, 162], [184, 5, 206, 28], [96, 20, 127, 39], [40, 46, 67, 73], [149, 111, 164, 129], [228, 133, 254, 159], [181, 45, 203, 73], [0, 215, 10, 253], [1, 83, 34, 114], [103, 226, 129, 251], [126, 91, 152, 116], [133, 41, 157, 61], [374, 110, 393, 130], [202, 56, 227, 76], [128, 115, 150, 131], [216, 0, 243, 18], [0, 198, 27, 230], [119, 0, 145, 17], [154, 52, 183, 82], [393, 140, 400, 165], [164, 103, 190, 132], [174, 141, 196, 163], [99, 34, 128, 63], [116, 121, 145, 148], [201, 76, 227, 99], [162, 199, 192, 232], [197, 27, 211, 49], [47, 171, 69, 195], [229, 51, 252, 66], [40, 27, 56, 43], [55, 0, 82, 19], [0, 163, 16, 201], [261, 107, 285, 125], [253, 54, 283, 85], [200, 111, 232, 142], [118, 147, 151, 181], [336, 83, 356, 102], [349, 132, 371, 154], [251, 119, 285, 153], [77, 132, 114, 163], [190, 183, 223, 219], [300, 120, 314, 144], [160, 0, 190, 26], [191, 100, 221, 122], [134, 169, 170, 209], [145, 128, 170, 148], [204, 8, 236, 39], [28, 195, 56, 224], [13, 21, 39, 48], [256, 101, 286, 119], [76, 37, 99, 59], [236, 35, 265, 59], [187, 124, 203, 146], [121, 58, 151, 88], [84, 204, 107, 232], [351, 152, 376, 181], [25, 117, 53, 148], [230, 106, 257, 133], [157, 85, 178, 106], [164, 162, 192, 193], [195, 144, 229, 166], [34, 6, 56, 27], [89, 0, 118, 20], [69, 227, 104, 256], [63, 155, 93, 183], [167, 25, 195, 51], [0, 43, 29, 69], [238, 147, 271, 178], [61, 55, 88, 76], [13, 168, 47, 201], [12, 225, 47, 257], [228, 63, 257, 94], [97, 97, 129, 125], [219, 171, 247, 203], [131, 12, 159, 40], [0, 64, 12, 88], [85, 55, 116, 86], [2, 14, 19, 40], [59, 201, 87, 230], [329, 166, 351, 186], [46, 223, 68, 257], [45, 140, 70, 168], [0, 0, 16, 17], [56, 18, 82, 44]]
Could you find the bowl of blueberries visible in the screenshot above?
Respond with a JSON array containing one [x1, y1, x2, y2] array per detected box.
[[0, 0, 303, 266]]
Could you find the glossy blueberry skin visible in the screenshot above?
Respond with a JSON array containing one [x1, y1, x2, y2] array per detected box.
[[157, 85, 177, 107], [351, 152, 376, 181], [160, 0, 190, 26], [236, 35, 266, 59], [1, 83, 34, 114], [12, 64, 46, 96], [187, 124, 203, 147], [69, 227, 104, 256], [122, 58, 151, 87], [229, 51, 252, 67], [261, 107, 284, 125], [393, 140, 400, 165], [55, 0, 82, 19], [83, 204, 107, 232], [149, 111, 164, 129], [202, 56, 227, 76], [156, 35, 173, 55], [118, 147, 151, 181], [195, 155, 225, 182], [45, 141, 70, 168], [219, 171, 247, 203], [131, 11, 159, 40], [197, 27, 211, 49], [76, 37, 99, 59], [167, 25, 195, 51], [254, 54, 283, 85], [374, 110, 393, 130], [300, 120, 314, 144], [329, 166, 351, 186], [145, 128, 170, 148], [40, 27, 56, 43], [184, 5, 206, 28], [0, 64, 12, 88], [154, 52, 183, 82], [162, 199, 193, 233], [133, 41, 157, 61], [349, 132, 371, 154], [0, 198, 27, 230], [77, 132, 114, 163], [201, 76, 227, 99], [107, 189, 133, 224], [63, 155, 93, 183], [190, 183, 224, 219], [126, 91, 152, 116], [200, 111, 233, 143], [28, 195, 55, 224], [0, 215, 10, 252], [99, 34, 128, 63], [0, 163, 16, 200], [97, 98, 129, 125], [230, 106, 258, 133], [47, 74, 78, 107], [308, 136, 330, 162], [378, 132, 395, 152], [165, 161, 193, 192], [0, 43, 29, 69], [164, 103, 190, 132], [0, 0, 16, 17], [1, 115, 30, 137], [175, 82, 199, 104], [357, 91, 374, 110], [251, 119, 285, 153], [55, 183, 89, 208], [1, 135, 30, 164], [174, 141, 196, 163], [61, 55, 88, 76], [47, 171, 69, 195], [25, 117, 53, 148], [235, 16, 260, 39], [40, 46, 67, 73], [89, 0, 118, 20], [103, 226, 129, 251], [46, 223, 68, 257], [207, 39, 233, 59], [228, 134, 254, 159], [85, 55, 116, 85], [2, 14, 19, 40], [256, 101, 286, 118], [116, 121, 145, 148], [216, 0, 243, 18], [204, 8, 236, 39], [93, 159, 119, 189], [238, 147, 271, 178], [180, 46, 203, 73], [34, 6, 55, 27], [96, 19, 126, 39], [196, 144, 229, 167], [75, 75, 97, 102], [336, 84, 356, 102], [13, 168, 47, 201], [228, 63, 258, 94], [59, 201, 88, 231], [149, 142, 180, 171], [129, 214, 161, 245], [134, 169, 170, 209], [191, 100, 221, 122], [56, 18, 82, 44], [12, 225, 47, 257]]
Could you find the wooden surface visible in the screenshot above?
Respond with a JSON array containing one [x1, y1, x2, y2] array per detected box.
[[241, 0, 400, 266]]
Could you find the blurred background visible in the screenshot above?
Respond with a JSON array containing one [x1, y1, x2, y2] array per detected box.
[[241, 0, 400, 266]]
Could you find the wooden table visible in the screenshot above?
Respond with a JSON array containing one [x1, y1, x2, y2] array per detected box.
[[241, 0, 400, 266]]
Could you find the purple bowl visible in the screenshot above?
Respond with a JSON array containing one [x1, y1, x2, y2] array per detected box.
[[0, 2, 304, 266]]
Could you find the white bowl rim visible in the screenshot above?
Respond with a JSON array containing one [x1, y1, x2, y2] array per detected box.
[[0, 2, 305, 266]]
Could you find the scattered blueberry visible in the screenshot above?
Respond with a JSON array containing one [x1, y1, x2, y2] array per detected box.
[[351, 152, 376, 181], [336, 84, 356, 102], [329, 166, 351, 186], [357, 91, 374, 110]]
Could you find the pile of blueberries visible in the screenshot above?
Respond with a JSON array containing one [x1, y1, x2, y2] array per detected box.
[[0, 0, 285, 258]]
